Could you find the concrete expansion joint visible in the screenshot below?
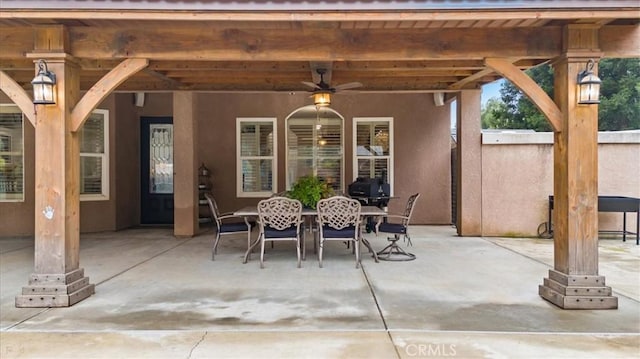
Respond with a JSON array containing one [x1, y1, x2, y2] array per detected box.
[[187, 331, 208, 359]]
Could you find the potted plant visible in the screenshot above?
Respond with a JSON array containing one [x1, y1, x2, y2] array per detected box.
[[287, 175, 334, 209]]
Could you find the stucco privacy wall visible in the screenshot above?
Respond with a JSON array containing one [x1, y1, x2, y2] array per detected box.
[[481, 131, 640, 237]]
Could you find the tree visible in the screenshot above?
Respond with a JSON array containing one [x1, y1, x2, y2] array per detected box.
[[481, 97, 510, 129], [598, 58, 640, 130], [482, 58, 640, 131]]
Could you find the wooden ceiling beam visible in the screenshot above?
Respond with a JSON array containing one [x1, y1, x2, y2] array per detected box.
[[448, 68, 497, 90], [142, 69, 184, 88], [61, 26, 563, 61], [599, 25, 640, 57], [1, 9, 637, 22], [332, 60, 487, 70], [161, 70, 311, 79]]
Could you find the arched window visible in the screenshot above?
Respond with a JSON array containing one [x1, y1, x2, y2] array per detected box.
[[286, 105, 344, 191]]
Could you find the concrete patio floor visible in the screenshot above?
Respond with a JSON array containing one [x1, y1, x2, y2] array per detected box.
[[1, 225, 638, 358]]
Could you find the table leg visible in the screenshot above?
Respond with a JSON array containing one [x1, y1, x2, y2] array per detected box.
[[243, 234, 262, 264], [636, 210, 639, 245], [622, 212, 626, 242], [361, 237, 379, 263]]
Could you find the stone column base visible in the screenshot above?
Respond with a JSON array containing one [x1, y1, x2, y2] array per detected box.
[[15, 268, 95, 308], [539, 269, 618, 309]]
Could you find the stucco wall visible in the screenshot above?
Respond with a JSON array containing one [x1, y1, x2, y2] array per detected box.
[[0, 93, 35, 236], [195, 92, 452, 225], [114, 94, 142, 230], [2, 90, 637, 237], [1, 91, 450, 235], [481, 131, 640, 237], [0, 93, 140, 236]]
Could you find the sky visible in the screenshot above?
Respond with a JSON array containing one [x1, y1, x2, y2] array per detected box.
[[482, 80, 503, 105], [450, 79, 504, 129]]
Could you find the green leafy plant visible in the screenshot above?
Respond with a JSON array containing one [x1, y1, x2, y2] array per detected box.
[[287, 175, 333, 209]]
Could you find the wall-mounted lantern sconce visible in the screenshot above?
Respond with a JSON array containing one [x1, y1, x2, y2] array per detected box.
[[313, 91, 331, 107], [31, 60, 57, 105], [577, 59, 601, 105]]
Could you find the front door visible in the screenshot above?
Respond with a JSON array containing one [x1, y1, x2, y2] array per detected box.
[[141, 117, 174, 225]]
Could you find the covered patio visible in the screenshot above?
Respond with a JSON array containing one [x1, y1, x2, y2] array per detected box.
[[1, 226, 639, 357]]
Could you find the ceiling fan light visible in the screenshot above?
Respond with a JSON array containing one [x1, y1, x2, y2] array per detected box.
[[313, 91, 331, 107]]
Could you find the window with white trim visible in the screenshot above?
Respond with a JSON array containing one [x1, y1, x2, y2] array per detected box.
[[286, 106, 343, 191], [237, 118, 277, 197], [79, 109, 109, 200], [0, 105, 24, 202], [353, 117, 393, 194]]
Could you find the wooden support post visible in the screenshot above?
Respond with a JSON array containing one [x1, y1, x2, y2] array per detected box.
[[539, 25, 617, 309], [173, 92, 199, 237], [15, 55, 95, 307], [455, 89, 482, 236]]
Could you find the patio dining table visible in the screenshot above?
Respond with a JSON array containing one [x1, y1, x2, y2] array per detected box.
[[234, 205, 386, 264]]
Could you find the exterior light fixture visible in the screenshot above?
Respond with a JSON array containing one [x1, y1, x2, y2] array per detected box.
[[577, 59, 601, 105], [313, 91, 331, 107], [31, 60, 57, 105]]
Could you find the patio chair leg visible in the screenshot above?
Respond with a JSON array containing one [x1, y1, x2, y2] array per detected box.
[[260, 238, 266, 269], [404, 234, 413, 247], [212, 232, 221, 261], [296, 239, 302, 268], [318, 240, 324, 268], [361, 237, 379, 263], [302, 233, 306, 261], [247, 231, 251, 257], [355, 239, 361, 269], [376, 234, 416, 261]]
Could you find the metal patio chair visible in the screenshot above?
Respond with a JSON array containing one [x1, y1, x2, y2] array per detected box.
[[256, 196, 304, 268], [204, 193, 253, 261], [375, 193, 420, 261], [316, 196, 362, 268]]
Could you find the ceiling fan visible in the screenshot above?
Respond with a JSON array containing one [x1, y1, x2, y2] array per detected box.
[[302, 68, 362, 106]]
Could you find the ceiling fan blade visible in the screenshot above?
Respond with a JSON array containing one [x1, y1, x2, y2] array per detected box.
[[301, 81, 321, 90], [333, 82, 363, 91]]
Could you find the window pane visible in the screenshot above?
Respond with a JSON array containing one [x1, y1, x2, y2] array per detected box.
[[318, 158, 341, 190], [80, 110, 108, 198], [373, 124, 390, 156], [357, 158, 372, 179], [80, 156, 103, 194], [237, 118, 276, 197], [374, 158, 389, 180], [288, 125, 314, 157], [289, 158, 314, 181], [80, 113, 105, 153], [287, 110, 343, 191], [241, 123, 273, 157], [355, 119, 392, 193], [357, 122, 389, 156], [0, 108, 24, 200], [242, 159, 273, 192]]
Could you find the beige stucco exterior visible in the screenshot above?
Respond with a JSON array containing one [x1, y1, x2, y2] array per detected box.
[[0, 91, 453, 236], [2, 91, 638, 239], [481, 131, 640, 237]]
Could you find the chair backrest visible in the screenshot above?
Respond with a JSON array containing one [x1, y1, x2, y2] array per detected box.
[[401, 193, 420, 226], [257, 197, 302, 230], [204, 192, 222, 230], [317, 196, 361, 230]]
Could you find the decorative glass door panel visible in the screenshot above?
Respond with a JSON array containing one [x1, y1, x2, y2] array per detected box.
[[149, 124, 174, 194], [141, 117, 174, 225]]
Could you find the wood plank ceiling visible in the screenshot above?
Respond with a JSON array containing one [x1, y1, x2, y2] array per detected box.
[[0, 10, 638, 94]]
